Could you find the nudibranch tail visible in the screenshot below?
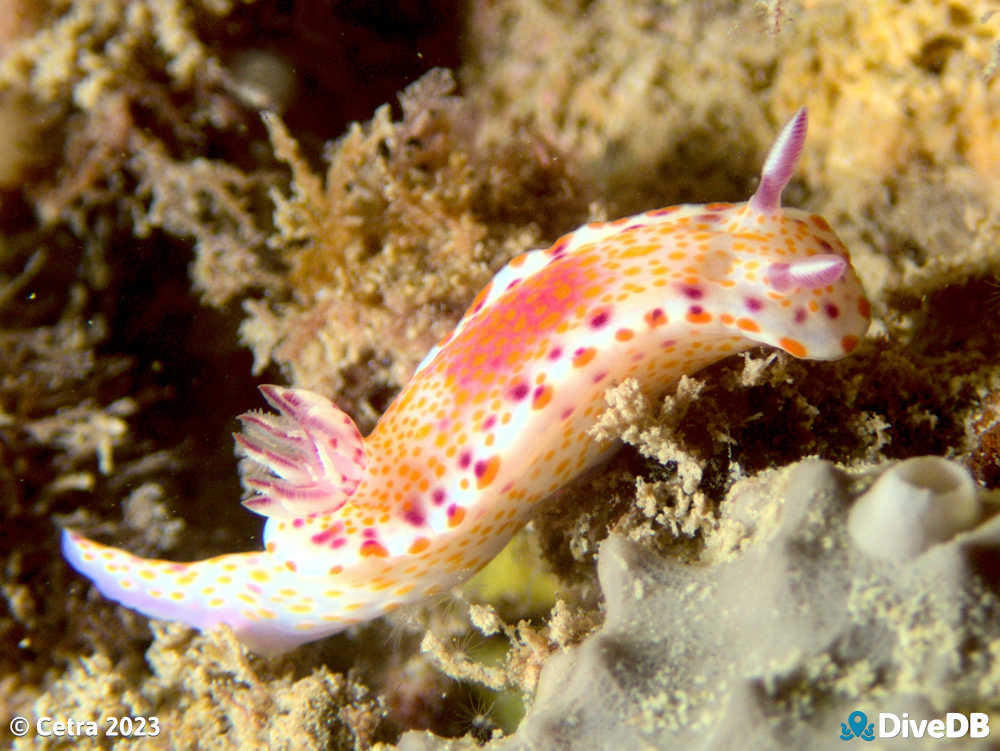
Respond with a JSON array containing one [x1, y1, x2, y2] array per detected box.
[[61, 529, 386, 655], [749, 106, 807, 214], [235, 385, 366, 519]]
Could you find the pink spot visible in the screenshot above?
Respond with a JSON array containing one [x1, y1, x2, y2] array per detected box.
[[548, 346, 563, 360], [248, 584, 262, 594], [168, 564, 187, 573], [819, 239, 833, 252], [331, 538, 346, 549], [403, 507, 426, 526], [824, 303, 840, 319], [292, 519, 305, 528], [661, 339, 677, 348], [694, 213, 721, 223], [745, 297, 763, 312], [590, 310, 610, 328], [362, 528, 376, 539], [681, 285, 704, 300], [483, 415, 497, 430], [561, 407, 573, 420], [689, 305, 704, 315], [431, 488, 446, 506], [311, 529, 336, 545], [794, 308, 807, 324], [509, 382, 529, 400], [329, 437, 339, 448], [501, 481, 514, 492], [473, 460, 488, 478], [446, 504, 459, 518], [592, 371, 608, 383], [459, 450, 472, 469], [506, 279, 521, 290]]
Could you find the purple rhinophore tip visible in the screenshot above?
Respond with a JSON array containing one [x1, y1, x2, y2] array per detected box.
[[749, 107, 808, 214]]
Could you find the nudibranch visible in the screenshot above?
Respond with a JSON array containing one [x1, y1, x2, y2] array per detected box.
[[63, 108, 870, 654]]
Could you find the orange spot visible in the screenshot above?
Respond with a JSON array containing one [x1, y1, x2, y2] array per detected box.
[[615, 328, 634, 341], [810, 215, 832, 232], [686, 311, 712, 324], [720, 313, 734, 324], [842, 335, 859, 353], [360, 540, 389, 558], [532, 386, 552, 410], [408, 537, 431, 555], [476, 455, 501, 488], [572, 348, 596, 367], [509, 253, 528, 267], [779, 337, 808, 357], [858, 298, 871, 318], [736, 318, 760, 333], [644, 309, 667, 327], [448, 506, 467, 527], [467, 282, 493, 314], [650, 205, 679, 216], [328, 565, 343, 575], [621, 244, 656, 258]]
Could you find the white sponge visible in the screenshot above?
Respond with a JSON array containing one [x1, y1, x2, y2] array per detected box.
[[848, 457, 980, 562]]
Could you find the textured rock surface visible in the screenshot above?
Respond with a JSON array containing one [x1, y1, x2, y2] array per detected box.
[[397, 459, 1000, 750]]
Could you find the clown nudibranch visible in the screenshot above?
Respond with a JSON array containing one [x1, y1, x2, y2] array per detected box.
[[63, 108, 870, 654]]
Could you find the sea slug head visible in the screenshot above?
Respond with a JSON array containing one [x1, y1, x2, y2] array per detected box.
[[723, 108, 870, 360]]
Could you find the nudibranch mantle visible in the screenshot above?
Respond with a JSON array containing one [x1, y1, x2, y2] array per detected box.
[[63, 108, 870, 655]]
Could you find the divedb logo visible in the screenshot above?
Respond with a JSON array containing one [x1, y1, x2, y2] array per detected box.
[[840, 710, 990, 741]]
